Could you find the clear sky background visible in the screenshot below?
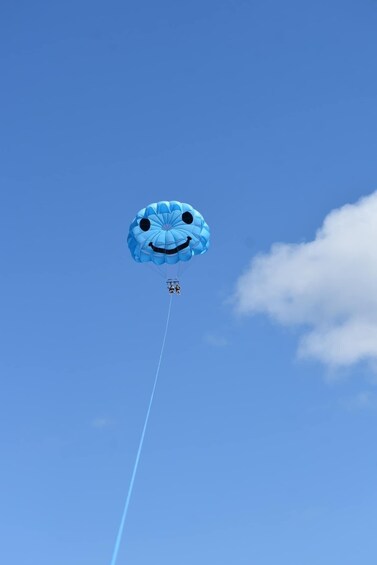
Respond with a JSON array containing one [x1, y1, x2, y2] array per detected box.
[[1, 1, 377, 564]]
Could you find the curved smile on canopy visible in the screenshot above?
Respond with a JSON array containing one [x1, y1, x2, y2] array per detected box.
[[149, 236, 192, 255]]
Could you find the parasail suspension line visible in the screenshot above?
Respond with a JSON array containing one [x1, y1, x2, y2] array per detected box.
[[110, 293, 174, 565]]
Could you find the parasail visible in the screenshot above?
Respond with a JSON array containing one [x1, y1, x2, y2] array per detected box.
[[127, 200, 210, 265]]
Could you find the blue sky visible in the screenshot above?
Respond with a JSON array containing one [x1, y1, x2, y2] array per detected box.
[[1, 1, 377, 563]]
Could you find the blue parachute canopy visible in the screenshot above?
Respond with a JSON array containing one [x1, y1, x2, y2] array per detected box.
[[127, 201, 210, 265]]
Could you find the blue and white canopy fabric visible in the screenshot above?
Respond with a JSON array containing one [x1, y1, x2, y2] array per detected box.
[[127, 201, 210, 265]]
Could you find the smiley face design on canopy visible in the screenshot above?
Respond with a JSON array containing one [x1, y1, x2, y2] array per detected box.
[[127, 201, 210, 265]]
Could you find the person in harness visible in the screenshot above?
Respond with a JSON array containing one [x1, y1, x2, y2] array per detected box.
[[166, 280, 181, 294]]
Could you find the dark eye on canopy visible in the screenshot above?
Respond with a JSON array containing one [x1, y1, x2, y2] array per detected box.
[[140, 218, 151, 231], [182, 211, 193, 224]]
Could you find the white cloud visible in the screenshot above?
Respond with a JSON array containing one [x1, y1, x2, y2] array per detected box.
[[91, 417, 112, 429], [340, 391, 377, 411], [233, 191, 377, 367], [204, 333, 229, 347]]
